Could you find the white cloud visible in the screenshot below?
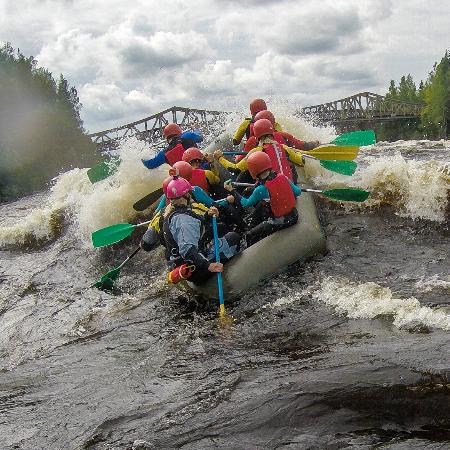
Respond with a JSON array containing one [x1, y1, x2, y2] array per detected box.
[[1, 0, 448, 131]]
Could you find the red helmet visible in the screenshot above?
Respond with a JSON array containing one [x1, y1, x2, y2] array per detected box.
[[182, 147, 204, 164], [171, 161, 193, 181], [254, 110, 275, 125], [249, 98, 267, 116], [166, 177, 192, 199], [162, 176, 173, 195], [163, 123, 182, 139], [247, 152, 272, 179], [253, 118, 274, 140]]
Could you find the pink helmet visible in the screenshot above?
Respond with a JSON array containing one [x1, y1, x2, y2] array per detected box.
[[166, 177, 193, 199]]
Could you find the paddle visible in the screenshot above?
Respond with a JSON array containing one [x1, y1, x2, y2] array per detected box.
[[87, 157, 121, 184], [231, 182, 370, 202], [212, 216, 225, 315], [92, 220, 152, 248], [224, 145, 359, 161], [331, 129, 376, 146], [223, 152, 357, 176], [92, 247, 141, 290], [133, 188, 164, 211]]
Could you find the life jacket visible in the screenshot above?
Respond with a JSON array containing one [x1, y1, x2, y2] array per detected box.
[[264, 173, 296, 218], [164, 137, 186, 166], [262, 142, 293, 180], [247, 120, 255, 139], [190, 168, 210, 192], [162, 205, 207, 264]]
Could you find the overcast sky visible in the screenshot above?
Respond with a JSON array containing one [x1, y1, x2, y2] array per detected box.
[[1, 0, 449, 132]]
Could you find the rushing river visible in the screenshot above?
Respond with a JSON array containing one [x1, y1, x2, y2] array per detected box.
[[0, 114, 449, 449]]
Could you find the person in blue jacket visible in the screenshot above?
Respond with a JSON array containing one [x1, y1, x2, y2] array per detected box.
[[224, 151, 301, 247], [142, 123, 203, 169], [162, 177, 241, 284]]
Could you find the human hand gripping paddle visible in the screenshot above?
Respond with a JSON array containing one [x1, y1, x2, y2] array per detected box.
[[231, 182, 370, 202]]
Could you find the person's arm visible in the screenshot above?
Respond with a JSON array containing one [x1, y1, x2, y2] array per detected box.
[[155, 195, 166, 212], [281, 131, 306, 150], [283, 145, 304, 166], [239, 185, 269, 208], [142, 150, 167, 169], [205, 169, 220, 185], [289, 180, 302, 197], [216, 146, 259, 172], [192, 186, 215, 207], [233, 119, 251, 145], [274, 122, 283, 132]]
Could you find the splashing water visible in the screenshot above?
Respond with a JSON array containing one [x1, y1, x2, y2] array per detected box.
[[313, 276, 450, 331]]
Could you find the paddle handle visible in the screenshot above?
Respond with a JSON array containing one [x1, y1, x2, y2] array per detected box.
[[212, 216, 225, 312], [301, 188, 323, 194], [231, 182, 255, 187], [118, 247, 141, 269], [223, 151, 247, 156], [136, 220, 152, 228]]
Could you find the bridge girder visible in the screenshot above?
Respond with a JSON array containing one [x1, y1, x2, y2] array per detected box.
[[300, 91, 424, 125], [88, 92, 424, 150]]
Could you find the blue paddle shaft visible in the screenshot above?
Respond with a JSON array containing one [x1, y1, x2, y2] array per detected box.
[[212, 216, 224, 306]]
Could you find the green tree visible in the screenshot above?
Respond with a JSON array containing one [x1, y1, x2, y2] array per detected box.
[[0, 43, 97, 200], [421, 51, 450, 138]]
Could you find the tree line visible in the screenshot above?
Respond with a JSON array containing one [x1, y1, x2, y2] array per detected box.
[[374, 50, 450, 140], [0, 43, 97, 200]]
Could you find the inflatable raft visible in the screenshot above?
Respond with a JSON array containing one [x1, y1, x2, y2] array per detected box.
[[181, 159, 327, 299]]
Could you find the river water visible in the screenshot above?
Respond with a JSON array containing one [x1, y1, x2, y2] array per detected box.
[[0, 114, 449, 449]]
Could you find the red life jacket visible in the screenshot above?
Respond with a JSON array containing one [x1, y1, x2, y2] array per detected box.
[[164, 138, 186, 166], [190, 168, 209, 192], [262, 142, 293, 180], [264, 174, 296, 218]]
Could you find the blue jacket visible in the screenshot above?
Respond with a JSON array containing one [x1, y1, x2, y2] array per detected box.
[[142, 131, 203, 169]]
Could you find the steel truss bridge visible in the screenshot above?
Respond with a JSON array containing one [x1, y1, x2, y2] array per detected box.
[[88, 106, 226, 152], [88, 92, 424, 149]]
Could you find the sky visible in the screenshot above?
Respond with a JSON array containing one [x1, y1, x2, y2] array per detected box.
[[1, 0, 449, 133]]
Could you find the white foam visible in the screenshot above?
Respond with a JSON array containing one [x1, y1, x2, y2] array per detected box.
[[415, 274, 450, 293], [313, 276, 450, 331], [309, 149, 450, 222]]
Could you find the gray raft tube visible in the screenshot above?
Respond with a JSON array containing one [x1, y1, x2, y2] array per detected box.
[[177, 137, 327, 300]]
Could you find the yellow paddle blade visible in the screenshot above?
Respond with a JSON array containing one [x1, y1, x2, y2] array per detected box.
[[300, 145, 359, 161]]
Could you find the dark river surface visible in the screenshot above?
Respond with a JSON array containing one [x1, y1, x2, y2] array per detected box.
[[0, 128, 449, 449]]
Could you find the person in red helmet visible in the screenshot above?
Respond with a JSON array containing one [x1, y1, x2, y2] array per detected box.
[[215, 118, 306, 182], [162, 176, 241, 284], [224, 151, 301, 247], [243, 110, 320, 154], [141, 123, 203, 169], [232, 98, 283, 146], [182, 147, 221, 193]]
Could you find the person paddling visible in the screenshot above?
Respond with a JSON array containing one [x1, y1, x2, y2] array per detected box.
[[162, 177, 241, 284], [243, 110, 320, 153], [215, 118, 306, 183], [141, 123, 203, 169], [224, 152, 301, 247], [182, 148, 221, 194], [232, 99, 283, 146]]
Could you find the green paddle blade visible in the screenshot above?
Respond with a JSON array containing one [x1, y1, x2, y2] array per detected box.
[[87, 157, 121, 183], [320, 160, 357, 176], [92, 267, 121, 290], [92, 223, 136, 248], [323, 188, 370, 202], [332, 130, 376, 147], [133, 188, 164, 211]]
